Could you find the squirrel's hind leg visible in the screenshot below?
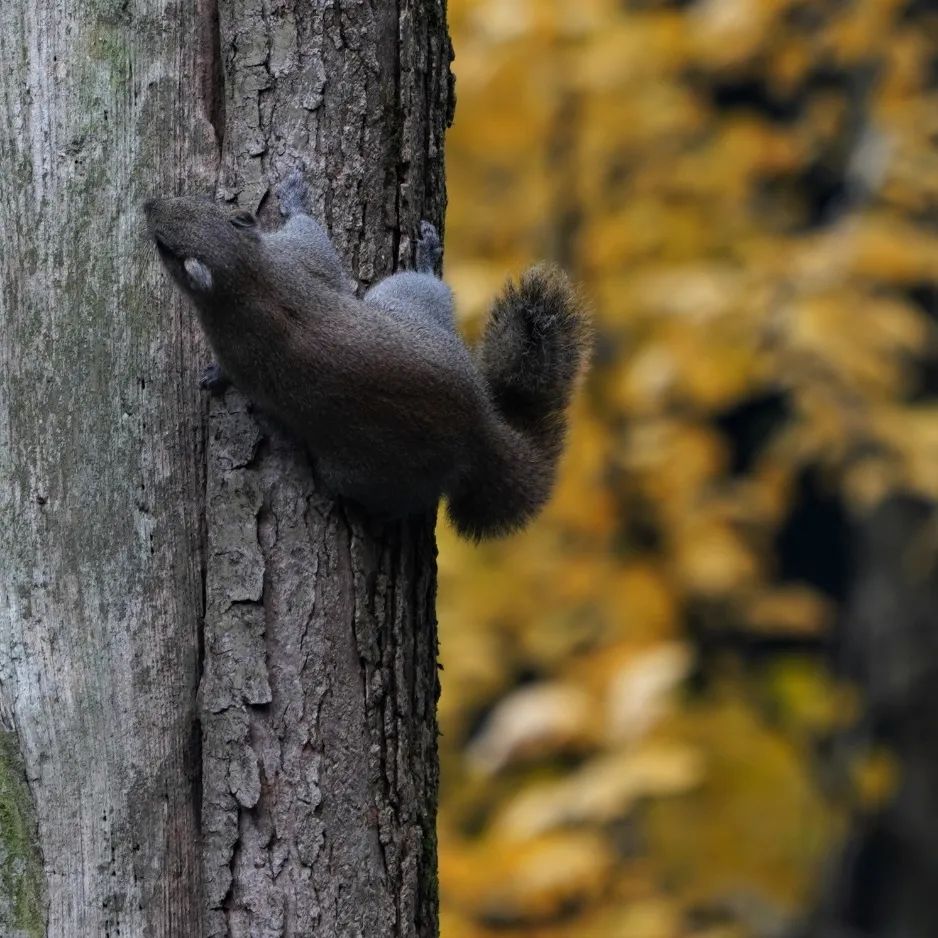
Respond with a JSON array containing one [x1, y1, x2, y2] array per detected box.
[[365, 272, 455, 332], [364, 222, 455, 331]]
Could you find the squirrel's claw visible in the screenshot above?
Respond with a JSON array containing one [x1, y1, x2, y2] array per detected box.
[[416, 221, 442, 274], [199, 362, 230, 394], [277, 169, 311, 218]]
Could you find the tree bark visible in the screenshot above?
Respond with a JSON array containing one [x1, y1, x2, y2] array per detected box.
[[0, 1, 452, 936], [0, 1, 216, 935], [805, 496, 938, 938], [200, 3, 451, 936]]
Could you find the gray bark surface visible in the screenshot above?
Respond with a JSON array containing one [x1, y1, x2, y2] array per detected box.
[[0, 1, 218, 936], [0, 0, 452, 936], [200, 2, 452, 937]]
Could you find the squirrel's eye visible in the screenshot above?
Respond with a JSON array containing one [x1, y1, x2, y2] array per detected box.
[[230, 211, 257, 229]]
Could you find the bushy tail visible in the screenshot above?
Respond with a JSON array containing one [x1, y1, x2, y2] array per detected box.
[[447, 264, 592, 540]]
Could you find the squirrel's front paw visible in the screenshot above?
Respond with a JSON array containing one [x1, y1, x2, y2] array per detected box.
[[199, 362, 230, 394], [416, 221, 442, 274], [276, 168, 310, 218]]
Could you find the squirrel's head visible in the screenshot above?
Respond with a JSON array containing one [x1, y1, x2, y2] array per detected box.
[[144, 196, 259, 299]]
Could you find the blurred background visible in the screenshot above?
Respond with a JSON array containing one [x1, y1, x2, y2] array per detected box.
[[435, 1, 938, 936]]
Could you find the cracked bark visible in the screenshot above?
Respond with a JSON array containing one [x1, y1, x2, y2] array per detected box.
[[200, 3, 452, 937], [0, 0, 451, 936]]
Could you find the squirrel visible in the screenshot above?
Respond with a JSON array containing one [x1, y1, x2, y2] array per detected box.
[[144, 171, 590, 540]]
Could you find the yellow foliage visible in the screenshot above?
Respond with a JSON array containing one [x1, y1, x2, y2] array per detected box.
[[744, 586, 833, 636], [851, 747, 900, 811], [440, 0, 938, 934], [467, 682, 599, 775], [644, 696, 839, 911], [440, 830, 616, 927], [494, 744, 704, 839]]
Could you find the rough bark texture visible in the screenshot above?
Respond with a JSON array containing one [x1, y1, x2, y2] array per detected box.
[[1, 1, 450, 936], [0, 1, 218, 935], [199, 3, 452, 938]]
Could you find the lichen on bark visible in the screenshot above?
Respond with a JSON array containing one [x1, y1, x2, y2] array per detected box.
[[0, 732, 45, 938]]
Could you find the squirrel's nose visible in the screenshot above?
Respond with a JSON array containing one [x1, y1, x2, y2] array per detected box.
[[142, 199, 157, 219]]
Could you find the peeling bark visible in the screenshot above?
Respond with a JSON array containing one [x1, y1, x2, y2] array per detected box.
[[200, 3, 452, 937]]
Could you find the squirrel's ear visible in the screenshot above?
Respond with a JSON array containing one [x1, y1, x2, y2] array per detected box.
[[230, 210, 257, 229], [183, 257, 213, 292]]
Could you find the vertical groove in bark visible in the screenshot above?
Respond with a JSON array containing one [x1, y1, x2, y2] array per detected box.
[[200, 1, 452, 936], [0, 0, 218, 935]]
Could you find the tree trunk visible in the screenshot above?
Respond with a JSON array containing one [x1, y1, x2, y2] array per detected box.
[[805, 496, 938, 938], [0, 0, 453, 935], [0, 0, 217, 934]]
